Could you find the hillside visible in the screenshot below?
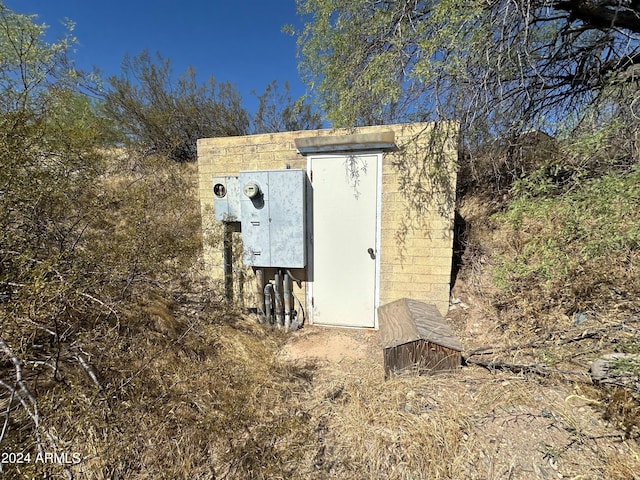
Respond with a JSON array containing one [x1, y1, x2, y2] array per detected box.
[[0, 79, 636, 480]]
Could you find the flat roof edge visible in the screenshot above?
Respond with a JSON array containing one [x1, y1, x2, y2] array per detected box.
[[295, 131, 396, 155]]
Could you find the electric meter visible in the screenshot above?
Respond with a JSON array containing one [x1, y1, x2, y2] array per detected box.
[[243, 182, 261, 199]]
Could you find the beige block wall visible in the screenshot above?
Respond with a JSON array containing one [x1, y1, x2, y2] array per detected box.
[[197, 131, 308, 308], [197, 122, 458, 319]]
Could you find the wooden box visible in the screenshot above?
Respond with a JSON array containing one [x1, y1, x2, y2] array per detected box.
[[378, 298, 462, 378]]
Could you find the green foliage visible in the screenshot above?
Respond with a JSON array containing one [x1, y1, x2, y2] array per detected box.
[[294, 0, 640, 146], [102, 50, 249, 162], [295, 0, 423, 127], [0, 3, 102, 281], [492, 167, 640, 315], [0, 4, 77, 114], [47, 89, 121, 147], [610, 357, 640, 377], [0, 4, 341, 478], [0, 4, 205, 470], [0, 4, 113, 467]]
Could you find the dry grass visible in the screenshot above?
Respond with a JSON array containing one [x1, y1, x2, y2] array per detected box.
[[449, 162, 640, 478], [302, 371, 469, 479], [1, 152, 311, 479], [7, 286, 639, 479], [20, 310, 317, 479], [3, 148, 640, 479], [275, 349, 640, 479]]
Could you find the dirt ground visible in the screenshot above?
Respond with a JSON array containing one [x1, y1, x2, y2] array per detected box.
[[280, 324, 383, 365], [277, 290, 640, 480]]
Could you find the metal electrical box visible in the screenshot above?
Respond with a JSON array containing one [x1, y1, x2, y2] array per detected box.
[[212, 176, 241, 222], [239, 169, 307, 268]]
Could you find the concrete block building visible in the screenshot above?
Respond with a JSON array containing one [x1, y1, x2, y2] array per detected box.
[[197, 122, 458, 329]]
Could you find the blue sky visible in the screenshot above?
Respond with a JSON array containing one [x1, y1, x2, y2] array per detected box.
[[4, 0, 306, 113]]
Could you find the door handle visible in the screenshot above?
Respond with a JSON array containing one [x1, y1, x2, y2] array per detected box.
[[367, 248, 376, 260]]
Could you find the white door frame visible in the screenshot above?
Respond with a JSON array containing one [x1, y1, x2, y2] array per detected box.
[[305, 152, 383, 329]]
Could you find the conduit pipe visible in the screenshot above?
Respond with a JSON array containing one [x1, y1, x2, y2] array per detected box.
[[286, 269, 303, 288], [222, 225, 233, 301], [283, 273, 292, 331], [274, 272, 284, 329], [263, 283, 274, 325], [255, 269, 265, 324]]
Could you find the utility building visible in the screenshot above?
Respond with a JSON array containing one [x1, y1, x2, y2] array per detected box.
[[197, 122, 458, 330]]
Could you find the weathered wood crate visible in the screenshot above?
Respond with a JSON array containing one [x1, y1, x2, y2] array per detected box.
[[378, 298, 463, 379]]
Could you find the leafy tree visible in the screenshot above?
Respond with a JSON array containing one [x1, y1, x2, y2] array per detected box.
[[252, 80, 323, 133], [0, 5, 205, 470], [294, 0, 640, 141], [102, 50, 249, 162], [0, 3, 101, 274], [0, 2, 109, 463], [0, 4, 78, 113]]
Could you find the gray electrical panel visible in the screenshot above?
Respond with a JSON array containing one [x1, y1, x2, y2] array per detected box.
[[239, 169, 307, 268], [212, 176, 241, 222]]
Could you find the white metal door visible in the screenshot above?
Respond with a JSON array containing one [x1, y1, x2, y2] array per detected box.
[[309, 153, 380, 328]]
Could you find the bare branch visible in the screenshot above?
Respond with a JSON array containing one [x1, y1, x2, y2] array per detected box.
[[74, 350, 104, 393], [554, 0, 640, 34], [78, 291, 118, 317], [465, 357, 590, 378], [0, 338, 38, 419], [0, 388, 15, 445], [0, 339, 74, 479]]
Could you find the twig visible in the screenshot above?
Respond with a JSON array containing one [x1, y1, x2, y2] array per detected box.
[[465, 356, 591, 380], [74, 351, 104, 393], [0, 388, 15, 445], [0, 338, 43, 455], [26, 360, 59, 374], [0, 251, 65, 283], [0, 338, 39, 425], [116, 320, 196, 392], [0, 380, 44, 456], [466, 332, 553, 357], [466, 317, 640, 358], [0, 338, 74, 480], [78, 291, 119, 317]]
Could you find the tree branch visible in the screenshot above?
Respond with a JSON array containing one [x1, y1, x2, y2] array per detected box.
[[554, 0, 640, 34], [0, 338, 74, 479], [465, 356, 589, 378]]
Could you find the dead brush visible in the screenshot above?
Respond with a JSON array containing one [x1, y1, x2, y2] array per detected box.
[[141, 290, 181, 338], [601, 388, 640, 438], [0, 149, 318, 479], [604, 447, 640, 480], [33, 313, 318, 480], [307, 371, 472, 479]]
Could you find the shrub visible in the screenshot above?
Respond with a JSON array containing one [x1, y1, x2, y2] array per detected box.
[[102, 50, 249, 162], [492, 167, 640, 321]]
